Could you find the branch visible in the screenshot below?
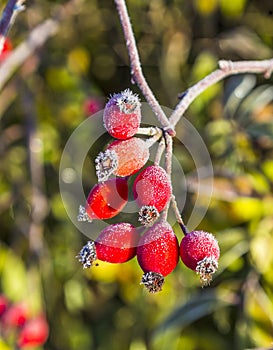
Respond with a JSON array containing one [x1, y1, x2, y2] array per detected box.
[[0, 0, 25, 52], [0, 18, 58, 91], [114, 0, 174, 134], [0, 0, 83, 91], [161, 132, 173, 222], [154, 137, 165, 166], [22, 80, 48, 258], [0, 0, 18, 36], [162, 132, 188, 234], [169, 58, 273, 128]]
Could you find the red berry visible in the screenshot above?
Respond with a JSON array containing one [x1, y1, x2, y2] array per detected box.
[[77, 223, 140, 267], [108, 138, 149, 177], [0, 36, 12, 61], [78, 178, 128, 221], [103, 89, 141, 139], [95, 137, 149, 181], [2, 302, 28, 328], [0, 295, 8, 317], [83, 97, 102, 116], [137, 221, 179, 293], [180, 230, 220, 286], [133, 165, 171, 225], [17, 315, 49, 348]]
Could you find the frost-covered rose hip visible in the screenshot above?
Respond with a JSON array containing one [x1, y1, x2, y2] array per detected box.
[[95, 137, 149, 181], [137, 221, 179, 293], [103, 89, 141, 139], [133, 165, 171, 226], [2, 302, 29, 328], [17, 315, 49, 348], [108, 138, 149, 177], [77, 223, 140, 267], [77, 178, 128, 222], [180, 230, 220, 286]]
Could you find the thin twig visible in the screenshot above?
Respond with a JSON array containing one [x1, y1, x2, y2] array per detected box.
[[0, 0, 82, 91], [169, 58, 273, 128], [0, 0, 18, 36], [170, 195, 188, 235], [22, 80, 48, 257], [0, 0, 25, 52], [154, 137, 165, 166], [163, 132, 188, 233], [161, 133, 173, 222], [145, 127, 162, 148], [114, 0, 173, 132], [0, 18, 58, 91]]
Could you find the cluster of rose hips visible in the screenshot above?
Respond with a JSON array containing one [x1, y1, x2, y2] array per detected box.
[[0, 294, 49, 348], [77, 89, 220, 293]]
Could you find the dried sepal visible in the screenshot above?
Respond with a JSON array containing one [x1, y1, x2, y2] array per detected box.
[[77, 205, 92, 223], [76, 241, 97, 268], [138, 205, 159, 226], [95, 149, 118, 182], [140, 271, 164, 293], [196, 256, 218, 287], [112, 89, 140, 114]]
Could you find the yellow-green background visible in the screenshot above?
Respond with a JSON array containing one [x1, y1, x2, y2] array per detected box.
[[1, 0, 273, 349]]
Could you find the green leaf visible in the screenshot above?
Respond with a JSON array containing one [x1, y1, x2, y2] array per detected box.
[[152, 290, 234, 337], [0, 339, 11, 350], [0, 245, 28, 301]]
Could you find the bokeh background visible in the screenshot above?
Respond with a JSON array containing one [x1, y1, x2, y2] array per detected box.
[[1, 0, 273, 349]]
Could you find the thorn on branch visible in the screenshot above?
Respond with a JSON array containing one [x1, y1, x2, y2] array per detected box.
[[218, 60, 233, 72]]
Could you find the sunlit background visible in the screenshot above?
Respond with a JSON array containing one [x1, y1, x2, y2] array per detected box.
[[1, 0, 273, 349]]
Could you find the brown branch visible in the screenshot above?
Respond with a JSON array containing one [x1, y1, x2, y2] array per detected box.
[[0, 18, 58, 91], [169, 58, 273, 128], [0, 0, 19, 35], [0, 0, 83, 91], [114, 0, 173, 133]]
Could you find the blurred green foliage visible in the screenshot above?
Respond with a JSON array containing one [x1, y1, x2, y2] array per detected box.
[[0, 0, 273, 349]]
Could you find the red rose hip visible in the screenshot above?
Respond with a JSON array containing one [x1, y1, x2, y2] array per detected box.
[[103, 89, 141, 140], [0, 36, 12, 61], [77, 223, 140, 267], [77, 178, 128, 222], [95, 137, 149, 181], [180, 230, 220, 286], [17, 315, 49, 348], [0, 295, 8, 317], [133, 165, 171, 226], [2, 302, 28, 328], [137, 221, 179, 293]]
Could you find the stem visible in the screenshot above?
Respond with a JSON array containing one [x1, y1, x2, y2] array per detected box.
[[163, 132, 188, 234], [161, 133, 173, 221], [145, 127, 162, 148], [170, 195, 188, 235], [169, 58, 273, 127], [114, 0, 173, 132], [136, 126, 159, 136], [154, 137, 165, 166]]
